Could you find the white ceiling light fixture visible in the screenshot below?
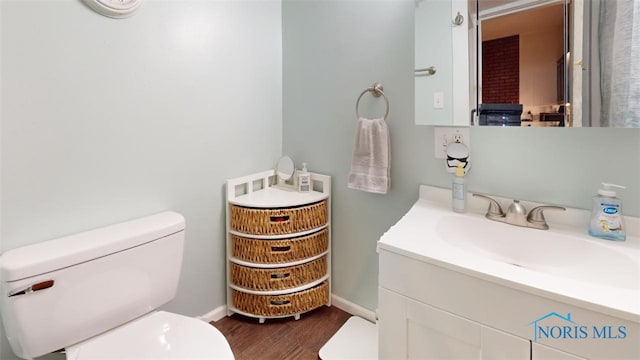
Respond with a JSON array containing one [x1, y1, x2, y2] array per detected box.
[[82, 0, 143, 19]]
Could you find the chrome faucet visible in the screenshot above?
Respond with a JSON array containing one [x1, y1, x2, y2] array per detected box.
[[472, 194, 566, 230]]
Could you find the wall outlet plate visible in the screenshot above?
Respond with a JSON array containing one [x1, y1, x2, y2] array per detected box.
[[434, 126, 470, 159]]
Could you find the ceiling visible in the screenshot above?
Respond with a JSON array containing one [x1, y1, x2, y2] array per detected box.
[[481, 3, 564, 41]]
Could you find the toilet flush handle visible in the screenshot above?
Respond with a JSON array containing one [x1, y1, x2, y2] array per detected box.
[[7, 279, 55, 297]]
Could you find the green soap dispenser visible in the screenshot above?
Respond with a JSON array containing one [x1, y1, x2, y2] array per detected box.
[[588, 183, 626, 241]]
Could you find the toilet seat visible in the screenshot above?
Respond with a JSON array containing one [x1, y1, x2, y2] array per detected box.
[[65, 311, 234, 360]]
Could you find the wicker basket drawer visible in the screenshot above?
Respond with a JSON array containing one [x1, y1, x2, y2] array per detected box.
[[230, 200, 327, 236], [232, 281, 329, 317], [231, 256, 327, 291], [231, 228, 328, 264]]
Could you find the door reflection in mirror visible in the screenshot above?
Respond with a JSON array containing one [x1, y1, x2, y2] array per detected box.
[[478, 1, 565, 127], [597, 0, 640, 127], [475, 0, 640, 127]]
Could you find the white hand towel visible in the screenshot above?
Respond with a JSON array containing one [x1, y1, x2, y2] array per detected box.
[[347, 117, 391, 194]]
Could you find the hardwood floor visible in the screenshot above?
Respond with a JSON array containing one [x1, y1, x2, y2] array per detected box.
[[210, 306, 352, 360]]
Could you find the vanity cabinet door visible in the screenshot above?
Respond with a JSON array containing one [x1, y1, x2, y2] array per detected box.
[[532, 343, 587, 360], [379, 288, 530, 359]]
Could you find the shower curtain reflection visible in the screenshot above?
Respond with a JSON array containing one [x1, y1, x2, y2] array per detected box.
[[599, 0, 640, 127]]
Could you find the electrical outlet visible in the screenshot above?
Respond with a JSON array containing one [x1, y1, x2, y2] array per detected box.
[[433, 127, 470, 159]]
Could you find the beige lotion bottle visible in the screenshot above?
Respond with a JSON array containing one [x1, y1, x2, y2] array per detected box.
[[298, 162, 311, 192]]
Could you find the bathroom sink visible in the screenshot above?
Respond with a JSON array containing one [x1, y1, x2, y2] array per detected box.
[[436, 215, 640, 290], [379, 186, 640, 326]]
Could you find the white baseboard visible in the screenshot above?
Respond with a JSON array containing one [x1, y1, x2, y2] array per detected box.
[[197, 305, 227, 323], [330, 294, 377, 323], [199, 294, 376, 324]]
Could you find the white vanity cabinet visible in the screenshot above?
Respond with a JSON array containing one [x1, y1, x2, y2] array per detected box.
[[226, 170, 331, 323], [378, 249, 593, 360], [377, 186, 638, 360], [532, 343, 588, 360], [379, 287, 529, 359]]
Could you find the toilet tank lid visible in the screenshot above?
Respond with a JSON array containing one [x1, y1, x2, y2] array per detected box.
[[0, 212, 185, 282]]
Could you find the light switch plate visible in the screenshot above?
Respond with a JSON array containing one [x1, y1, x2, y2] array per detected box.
[[433, 92, 444, 109]]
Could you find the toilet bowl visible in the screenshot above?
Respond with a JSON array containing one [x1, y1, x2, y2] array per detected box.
[[65, 311, 233, 360], [0, 212, 234, 359]]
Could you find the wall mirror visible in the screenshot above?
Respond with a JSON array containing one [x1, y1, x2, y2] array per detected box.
[[472, 0, 639, 127], [415, 0, 639, 127], [477, 1, 565, 126]]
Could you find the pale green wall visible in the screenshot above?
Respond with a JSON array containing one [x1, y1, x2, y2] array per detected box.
[[1, 0, 283, 309], [415, 0, 454, 125], [283, 0, 419, 311], [282, 0, 640, 312], [1, 1, 282, 358]]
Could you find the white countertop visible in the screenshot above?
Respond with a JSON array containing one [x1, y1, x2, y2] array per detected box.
[[378, 185, 640, 323], [228, 186, 329, 208]]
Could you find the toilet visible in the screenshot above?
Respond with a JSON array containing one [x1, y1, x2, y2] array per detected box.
[[0, 212, 234, 360]]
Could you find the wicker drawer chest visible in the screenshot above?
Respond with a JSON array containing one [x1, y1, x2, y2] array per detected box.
[[226, 170, 331, 323]]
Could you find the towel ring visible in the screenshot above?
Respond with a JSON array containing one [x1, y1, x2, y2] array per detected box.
[[355, 82, 389, 121]]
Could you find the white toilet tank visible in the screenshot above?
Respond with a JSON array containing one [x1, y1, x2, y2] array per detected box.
[[0, 212, 185, 359]]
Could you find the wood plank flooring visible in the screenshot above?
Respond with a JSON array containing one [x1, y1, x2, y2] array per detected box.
[[210, 306, 352, 360]]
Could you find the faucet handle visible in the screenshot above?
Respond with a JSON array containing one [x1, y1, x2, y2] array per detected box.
[[527, 205, 566, 230], [472, 194, 505, 219]]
